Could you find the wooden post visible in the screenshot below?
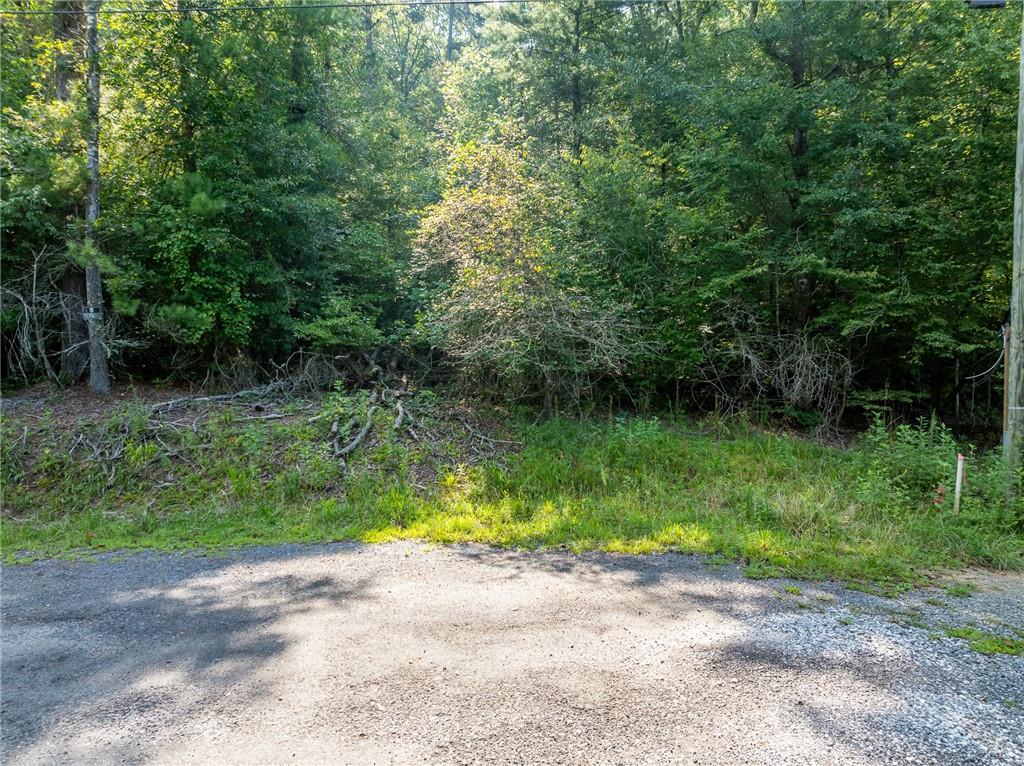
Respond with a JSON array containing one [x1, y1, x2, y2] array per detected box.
[[954, 453, 965, 514], [1007, 4, 1024, 464], [1003, 324, 1011, 450], [84, 0, 110, 394]]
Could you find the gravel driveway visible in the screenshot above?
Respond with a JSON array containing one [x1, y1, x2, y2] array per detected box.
[[2, 542, 1022, 765]]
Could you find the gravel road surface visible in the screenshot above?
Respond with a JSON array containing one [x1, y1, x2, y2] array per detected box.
[[2, 542, 1022, 765]]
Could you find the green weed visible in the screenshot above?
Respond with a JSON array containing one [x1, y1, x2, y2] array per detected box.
[[943, 583, 978, 598], [944, 626, 1024, 656]]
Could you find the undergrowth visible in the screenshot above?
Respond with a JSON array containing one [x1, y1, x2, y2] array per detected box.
[[2, 395, 1022, 590]]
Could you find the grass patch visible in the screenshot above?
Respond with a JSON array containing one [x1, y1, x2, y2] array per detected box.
[[2, 400, 1023, 588], [944, 626, 1024, 656], [943, 582, 978, 598]]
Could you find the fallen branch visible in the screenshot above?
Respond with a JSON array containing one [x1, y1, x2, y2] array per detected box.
[[458, 416, 522, 446], [148, 382, 285, 413], [68, 433, 85, 455], [339, 406, 377, 458], [329, 393, 378, 478]]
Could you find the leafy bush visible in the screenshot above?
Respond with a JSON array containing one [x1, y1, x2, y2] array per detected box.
[[414, 141, 642, 410], [858, 415, 959, 510], [294, 293, 383, 353], [857, 416, 1024, 528], [957, 451, 1024, 531]]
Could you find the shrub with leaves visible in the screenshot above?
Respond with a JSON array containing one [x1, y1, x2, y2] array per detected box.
[[858, 415, 959, 510], [414, 140, 641, 410]]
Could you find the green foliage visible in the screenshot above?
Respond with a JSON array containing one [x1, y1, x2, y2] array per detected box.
[[149, 303, 216, 346], [859, 416, 960, 508], [414, 139, 642, 407], [1, 1, 1020, 427], [432, 0, 1019, 417], [2, 1, 446, 377], [943, 582, 979, 598], [294, 293, 383, 353], [857, 416, 1024, 529]]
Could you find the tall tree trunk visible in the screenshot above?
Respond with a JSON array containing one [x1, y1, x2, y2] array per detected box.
[[363, 8, 376, 87], [445, 1, 456, 62], [53, 0, 90, 382], [84, 0, 110, 394], [570, 2, 583, 168], [59, 270, 89, 380], [288, 4, 311, 121], [178, 0, 197, 173], [787, 23, 809, 193], [53, 0, 82, 100]]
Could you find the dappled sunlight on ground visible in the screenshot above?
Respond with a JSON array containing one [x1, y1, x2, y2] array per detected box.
[[3, 542, 1021, 764]]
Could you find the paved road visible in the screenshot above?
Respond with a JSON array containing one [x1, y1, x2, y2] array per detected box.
[[2, 542, 1022, 765]]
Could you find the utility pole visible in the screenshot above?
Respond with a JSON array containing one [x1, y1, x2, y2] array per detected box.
[[84, 0, 111, 394], [1006, 3, 1024, 463], [967, 1, 1022, 465]]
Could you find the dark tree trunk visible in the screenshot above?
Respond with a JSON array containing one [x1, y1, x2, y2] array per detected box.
[[53, 0, 90, 381], [59, 269, 90, 381], [178, 0, 197, 173], [570, 2, 583, 166], [446, 1, 456, 62], [53, 0, 82, 101]]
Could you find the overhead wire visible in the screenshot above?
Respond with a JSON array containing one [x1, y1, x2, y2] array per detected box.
[[965, 347, 1005, 382], [2, 0, 679, 16], [964, 326, 1008, 382]]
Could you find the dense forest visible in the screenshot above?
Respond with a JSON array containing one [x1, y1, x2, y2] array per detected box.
[[2, 0, 1021, 430]]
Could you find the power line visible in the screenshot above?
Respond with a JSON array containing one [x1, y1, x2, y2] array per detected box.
[[1, 0, 673, 16], [965, 347, 1005, 382], [962, 325, 1009, 384]]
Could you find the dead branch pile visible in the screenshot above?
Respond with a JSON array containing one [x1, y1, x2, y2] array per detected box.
[[2, 247, 139, 385], [5, 354, 520, 493], [698, 325, 853, 433]]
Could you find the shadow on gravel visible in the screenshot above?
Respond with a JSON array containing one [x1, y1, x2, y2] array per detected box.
[[448, 544, 1024, 764], [0, 546, 375, 764], [707, 604, 1024, 764], [448, 544, 778, 618], [3, 543, 1021, 765]]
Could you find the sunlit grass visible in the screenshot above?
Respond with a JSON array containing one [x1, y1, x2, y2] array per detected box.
[[2, 408, 1022, 589]]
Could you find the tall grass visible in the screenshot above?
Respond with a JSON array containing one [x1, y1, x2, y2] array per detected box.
[[2, 404, 1022, 588]]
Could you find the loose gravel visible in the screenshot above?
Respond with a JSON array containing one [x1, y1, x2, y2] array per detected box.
[[2, 542, 1022, 765]]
